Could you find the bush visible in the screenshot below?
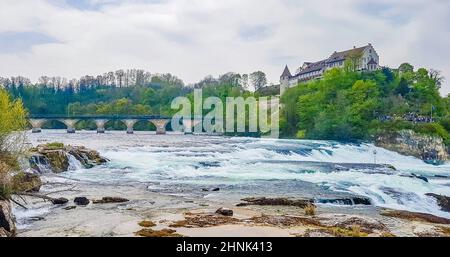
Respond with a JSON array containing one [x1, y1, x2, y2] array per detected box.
[[0, 162, 12, 199], [304, 203, 316, 216], [414, 123, 450, 145], [45, 142, 64, 149]]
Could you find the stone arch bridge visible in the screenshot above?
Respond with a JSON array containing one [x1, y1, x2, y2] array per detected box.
[[28, 115, 202, 135]]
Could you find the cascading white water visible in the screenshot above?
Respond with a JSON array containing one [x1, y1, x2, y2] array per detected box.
[[67, 154, 84, 171], [28, 130, 450, 219]]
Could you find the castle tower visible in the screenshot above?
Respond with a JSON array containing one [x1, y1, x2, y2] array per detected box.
[[280, 65, 292, 96]]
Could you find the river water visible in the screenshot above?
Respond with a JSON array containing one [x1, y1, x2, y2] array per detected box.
[[25, 130, 450, 220]]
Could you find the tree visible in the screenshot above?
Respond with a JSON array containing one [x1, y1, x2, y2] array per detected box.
[[0, 88, 27, 199], [249, 71, 267, 91], [398, 63, 414, 74], [0, 89, 27, 152], [395, 77, 410, 97], [429, 69, 444, 87]]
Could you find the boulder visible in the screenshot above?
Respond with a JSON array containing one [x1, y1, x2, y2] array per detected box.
[[380, 209, 450, 224], [212, 188, 220, 192], [426, 193, 450, 212], [64, 206, 76, 210], [237, 197, 313, 208], [74, 197, 90, 206], [11, 172, 42, 192], [93, 197, 129, 204], [0, 200, 16, 237], [215, 208, 233, 216], [29, 143, 108, 173], [51, 197, 69, 205]]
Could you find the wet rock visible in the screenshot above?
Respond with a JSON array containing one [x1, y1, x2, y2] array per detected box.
[[92, 197, 129, 204], [212, 188, 220, 192], [64, 206, 76, 210], [215, 208, 233, 216], [29, 143, 108, 173], [0, 200, 16, 237], [410, 174, 429, 183], [237, 197, 313, 208], [51, 197, 69, 205], [29, 216, 45, 221], [352, 197, 372, 205], [380, 209, 450, 224], [317, 197, 371, 206], [11, 172, 42, 192], [201, 188, 209, 192], [74, 197, 90, 206], [426, 193, 450, 212]]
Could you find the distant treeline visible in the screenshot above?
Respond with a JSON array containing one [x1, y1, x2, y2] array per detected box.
[[0, 70, 269, 132]]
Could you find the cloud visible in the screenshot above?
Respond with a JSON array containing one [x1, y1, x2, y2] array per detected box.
[[0, 31, 59, 53], [0, 0, 449, 94]]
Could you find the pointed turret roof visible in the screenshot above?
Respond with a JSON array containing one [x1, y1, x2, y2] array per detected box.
[[281, 65, 292, 78]]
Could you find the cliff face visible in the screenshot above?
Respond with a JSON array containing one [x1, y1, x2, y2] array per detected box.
[[375, 130, 449, 164]]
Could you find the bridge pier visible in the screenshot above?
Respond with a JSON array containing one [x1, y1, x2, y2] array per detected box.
[[150, 119, 170, 135], [60, 119, 79, 133], [123, 119, 138, 134], [29, 119, 47, 133], [182, 119, 202, 134], [95, 119, 108, 133]]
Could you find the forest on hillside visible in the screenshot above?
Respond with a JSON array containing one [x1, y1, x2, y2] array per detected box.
[[280, 62, 450, 144]]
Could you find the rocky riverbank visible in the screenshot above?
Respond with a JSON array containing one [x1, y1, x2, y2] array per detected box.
[[375, 129, 450, 164], [1, 143, 108, 237]]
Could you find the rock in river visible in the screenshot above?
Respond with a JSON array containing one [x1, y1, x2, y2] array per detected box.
[[51, 197, 69, 205], [93, 197, 129, 204], [29, 143, 108, 173], [236, 197, 314, 208], [426, 193, 450, 212], [74, 197, 90, 206]]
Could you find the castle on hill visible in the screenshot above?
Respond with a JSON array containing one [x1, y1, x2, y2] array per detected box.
[[280, 43, 380, 95]]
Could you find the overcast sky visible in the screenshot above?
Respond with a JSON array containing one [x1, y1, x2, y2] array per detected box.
[[0, 0, 449, 94]]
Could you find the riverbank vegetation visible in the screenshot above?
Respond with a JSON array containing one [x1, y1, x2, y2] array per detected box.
[[0, 89, 27, 199], [280, 62, 450, 145]]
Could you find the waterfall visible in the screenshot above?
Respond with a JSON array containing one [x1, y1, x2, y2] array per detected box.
[[29, 155, 52, 173], [67, 154, 84, 170]]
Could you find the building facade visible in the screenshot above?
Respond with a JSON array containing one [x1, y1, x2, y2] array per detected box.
[[280, 44, 380, 95]]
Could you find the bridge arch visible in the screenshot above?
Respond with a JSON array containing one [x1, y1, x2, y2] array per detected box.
[[29, 119, 81, 133]]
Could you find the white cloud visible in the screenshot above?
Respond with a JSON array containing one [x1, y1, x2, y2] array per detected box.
[[0, 0, 449, 94]]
